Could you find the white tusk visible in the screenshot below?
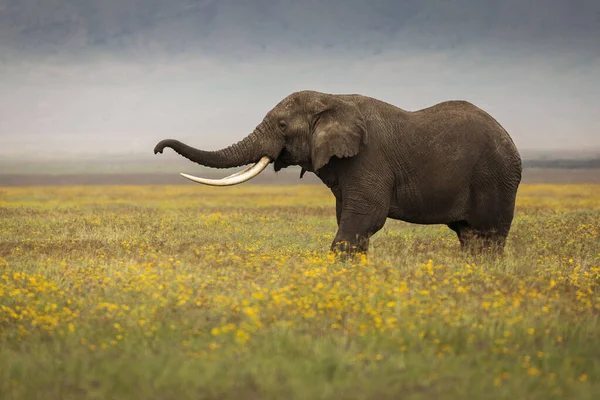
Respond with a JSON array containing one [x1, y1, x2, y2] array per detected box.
[[179, 156, 271, 186], [223, 163, 260, 179]]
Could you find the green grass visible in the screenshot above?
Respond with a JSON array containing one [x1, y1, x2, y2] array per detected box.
[[0, 184, 599, 399]]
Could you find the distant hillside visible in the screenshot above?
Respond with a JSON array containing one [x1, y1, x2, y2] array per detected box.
[[522, 158, 600, 169], [520, 148, 600, 163], [2, 152, 600, 177]]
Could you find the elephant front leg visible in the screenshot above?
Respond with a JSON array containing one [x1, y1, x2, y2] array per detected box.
[[335, 197, 342, 226], [330, 208, 388, 256]]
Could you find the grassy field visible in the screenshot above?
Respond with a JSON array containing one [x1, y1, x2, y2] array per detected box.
[[0, 184, 599, 399]]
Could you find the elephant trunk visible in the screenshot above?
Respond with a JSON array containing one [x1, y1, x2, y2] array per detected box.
[[154, 120, 283, 169]]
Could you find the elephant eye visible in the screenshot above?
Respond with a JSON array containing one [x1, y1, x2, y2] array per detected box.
[[278, 120, 287, 131]]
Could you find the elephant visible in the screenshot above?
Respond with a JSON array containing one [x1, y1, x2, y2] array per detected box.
[[154, 90, 522, 255]]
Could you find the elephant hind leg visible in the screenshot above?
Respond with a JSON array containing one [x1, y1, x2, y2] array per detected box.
[[476, 230, 507, 253], [448, 220, 508, 253], [463, 179, 518, 254], [447, 220, 471, 247], [463, 224, 510, 254]]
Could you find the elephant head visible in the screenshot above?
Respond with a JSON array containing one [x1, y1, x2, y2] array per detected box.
[[153, 91, 368, 185]]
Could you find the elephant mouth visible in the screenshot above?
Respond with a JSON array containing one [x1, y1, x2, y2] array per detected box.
[[273, 148, 300, 172], [179, 156, 272, 186], [273, 158, 289, 172]]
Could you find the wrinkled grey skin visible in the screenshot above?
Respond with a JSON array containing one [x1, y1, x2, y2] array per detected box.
[[154, 90, 522, 255]]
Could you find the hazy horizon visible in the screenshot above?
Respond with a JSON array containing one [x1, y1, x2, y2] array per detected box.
[[1, 0, 599, 159]]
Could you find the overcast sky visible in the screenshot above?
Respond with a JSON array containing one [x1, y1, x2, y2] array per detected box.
[[1, 0, 599, 158]]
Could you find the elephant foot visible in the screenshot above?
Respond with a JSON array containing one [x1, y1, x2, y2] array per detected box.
[[330, 239, 369, 261], [330, 204, 387, 260]]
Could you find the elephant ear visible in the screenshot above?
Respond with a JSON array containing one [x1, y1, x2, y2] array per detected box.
[[310, 98, 368, 172]]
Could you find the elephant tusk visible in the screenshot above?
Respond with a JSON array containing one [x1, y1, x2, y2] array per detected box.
[[179, 156, 271, 186], [222, 162, 264, 179]]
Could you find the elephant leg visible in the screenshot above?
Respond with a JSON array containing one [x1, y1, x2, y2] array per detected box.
[[450, 224, 509, 255], [444, 175, 517, 255], [448, 220, 508, 254], [330, 206, 388, 255], [447, 224, 502, 253], [447, 220, 471, 247], [335, 197, 342, 226], [472, 228, 509, 254], [466, 190, 516, 254]]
